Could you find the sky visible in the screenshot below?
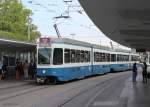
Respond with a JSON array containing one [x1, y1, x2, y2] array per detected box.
[[22, 0, 129, 49]]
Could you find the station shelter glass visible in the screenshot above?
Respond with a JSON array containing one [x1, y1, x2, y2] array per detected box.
[[0, 39, 36, 80]]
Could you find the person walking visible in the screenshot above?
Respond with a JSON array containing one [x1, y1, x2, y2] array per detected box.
[[142, 62, 148, 83], [132, 63, 137, 82], [29, 60, 35, 79], [23, 60, 29, 80]]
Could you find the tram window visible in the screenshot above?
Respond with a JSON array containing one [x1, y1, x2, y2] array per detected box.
[[123, 55, 125, 61], [105, 53, 110, 62], [65, 49, 70, 63], [53, 48, 63, 65], [38, 48, 51, 65], [111, 54, 116, 62], [124, 55, 128, 61], [80, 50, 84, 62], [71, 49, 76, 63], [94, 52, 96, 62], [99, 53, 102, 62], [76, 50, 80, 63], [84, 51, 88, 62], [94, 52, 99, 62], [98, 53, 100, 62], [84, 51, 90, 62], [121, 55, 124, 61], [132, 55, 138, 61], [119, 54, 122, 61], [108, 54, 110, 61], [131, 55, 135, 61], [87, 51, 90, 62], [122, 55, 124, 61], [104, 53, 107, 62], [127, 55, 129, 61], [97, 52, 100, 62], [98, 52, 100, 62], [102, 53, 105, 62], [117, 54, 120, 61]]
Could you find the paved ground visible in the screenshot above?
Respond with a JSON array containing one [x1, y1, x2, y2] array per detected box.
[[0, 71, 149, 107]]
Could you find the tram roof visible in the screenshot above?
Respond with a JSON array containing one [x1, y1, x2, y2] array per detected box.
[[0, 38, 36, 52], [50, 38, 131, 53]]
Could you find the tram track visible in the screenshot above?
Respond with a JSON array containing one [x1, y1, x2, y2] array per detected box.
[[59, 73, 129, 107], [0, 84, 50, 102], [0, 72, 130, 107], [0, 81, 35, 90]]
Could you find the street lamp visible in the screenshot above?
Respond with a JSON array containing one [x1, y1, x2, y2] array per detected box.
[[27, 16, 32, 41]]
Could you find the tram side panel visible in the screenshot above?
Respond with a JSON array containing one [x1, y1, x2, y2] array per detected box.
[[36, 38, 140, 83], [37, 43, 93, 83], [92, 49, 111, 74]]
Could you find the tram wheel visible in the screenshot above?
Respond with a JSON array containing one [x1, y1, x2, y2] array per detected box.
[[46, 77, 57, 85], [110, 68, 114, 73]]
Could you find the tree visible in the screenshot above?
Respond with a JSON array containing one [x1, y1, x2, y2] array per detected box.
[[0, 0, 41, 42]]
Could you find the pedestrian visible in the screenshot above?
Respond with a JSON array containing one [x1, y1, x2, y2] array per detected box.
[[29, 60, 36, 79], [142, 62, 148, 83], [132, 63, 137, 82], [16, 59, 20, 80], [23, 60, 29, 80], [0, 61, 2, 80], [2, 64, 7, 80], [19, 61, 24, 79]]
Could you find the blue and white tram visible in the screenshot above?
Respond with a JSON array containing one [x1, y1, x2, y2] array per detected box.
[[36, 38, 139, 84]]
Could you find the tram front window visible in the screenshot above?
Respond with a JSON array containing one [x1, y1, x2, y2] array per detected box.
[[38, 48, 51, 64]]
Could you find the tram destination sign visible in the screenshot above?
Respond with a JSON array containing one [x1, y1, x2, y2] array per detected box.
[[39, 38, 51, 47]]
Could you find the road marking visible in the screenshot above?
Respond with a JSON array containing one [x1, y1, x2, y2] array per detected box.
[[93, 101, 119, 106]]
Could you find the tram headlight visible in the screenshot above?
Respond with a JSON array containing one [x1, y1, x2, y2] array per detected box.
[[42, 70, 46, 74]]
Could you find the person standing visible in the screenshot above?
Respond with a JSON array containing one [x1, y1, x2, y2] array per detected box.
[[142, 62, 148, 83], [29, 60, 34, 79], [16, 59, 20, 80], [0, 61, 2, 80], [132, 63, 137, 82], [23, 60, 29, 80]]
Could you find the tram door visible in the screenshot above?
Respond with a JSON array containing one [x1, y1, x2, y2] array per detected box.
[[3, 56, 16, 79]]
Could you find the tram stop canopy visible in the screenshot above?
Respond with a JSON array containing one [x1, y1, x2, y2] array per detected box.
[[0, 39, 36, 52], [0, 38, 37, 80]]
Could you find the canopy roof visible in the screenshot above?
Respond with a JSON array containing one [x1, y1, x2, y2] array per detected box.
[[79, 0, 150, 51], [0, 39, 36, 52]]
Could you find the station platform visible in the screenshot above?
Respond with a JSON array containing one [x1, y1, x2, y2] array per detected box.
[[51, 71, 150, 107], [120, 72, 150, 107], [0, 71, 149, 107], [0, 80, 35, 90]]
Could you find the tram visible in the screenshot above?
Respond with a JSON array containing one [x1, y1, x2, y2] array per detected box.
[[36, 38, 139, 84]]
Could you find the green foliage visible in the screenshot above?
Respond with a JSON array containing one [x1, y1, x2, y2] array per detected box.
[[0, 0, 41, 42]]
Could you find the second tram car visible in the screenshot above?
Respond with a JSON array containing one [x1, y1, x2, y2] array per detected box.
[[36, 38, 139, 84]]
